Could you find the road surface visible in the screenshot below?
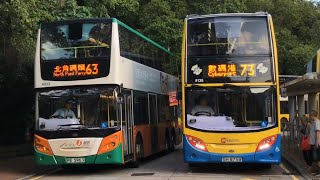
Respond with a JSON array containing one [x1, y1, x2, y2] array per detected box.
[[6, 145, 303, 180]]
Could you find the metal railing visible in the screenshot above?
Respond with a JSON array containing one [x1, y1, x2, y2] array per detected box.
[[282, 119, 307, 166]]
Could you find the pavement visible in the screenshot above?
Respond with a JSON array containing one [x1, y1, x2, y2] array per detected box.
[[0, 143, 33, 159], [0, 143, 53, 180], [282, 151, 314, 180]]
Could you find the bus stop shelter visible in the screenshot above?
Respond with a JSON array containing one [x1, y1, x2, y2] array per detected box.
[[281, 72, 320, 118], [281, 72, 320, 173]]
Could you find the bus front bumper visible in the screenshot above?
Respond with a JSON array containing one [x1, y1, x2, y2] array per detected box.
[[34, 143, 123, 165], [183, 135, 281, 164]]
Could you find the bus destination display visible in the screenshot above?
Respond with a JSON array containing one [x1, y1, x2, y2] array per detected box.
[[53, 63, 99, 77], [40, 58, 110, 81], [207, 63, 256, 78]]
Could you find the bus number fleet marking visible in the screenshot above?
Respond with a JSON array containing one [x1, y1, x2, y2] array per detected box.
[[53, 64, 99, 77]]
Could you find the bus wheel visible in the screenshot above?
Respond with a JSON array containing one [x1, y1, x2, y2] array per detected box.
[[260, 164, 272, 169], [61, 165, 73, 170], [165, 134, 170, 153], [131, 136, 143, 168], [188, 163, 199, 168], [170, 131, 176, 151]]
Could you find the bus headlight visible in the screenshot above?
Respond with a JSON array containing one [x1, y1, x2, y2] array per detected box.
[[186, 135, 208, 152], [256, 135, 278, 152], [97, 131, 121, 155], [34, 135, 53, 155]]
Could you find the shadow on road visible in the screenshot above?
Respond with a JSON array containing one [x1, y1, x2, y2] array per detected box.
[[0, 156, 58, 179], [187, 163, 273, 174], [54, 150, 174, 175]]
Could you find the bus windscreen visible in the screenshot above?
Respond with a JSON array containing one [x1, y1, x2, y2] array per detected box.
[[185, 86, 277, 131], [41, 22, 111, 60], [187, 17, 271, 56], [37, 87, 119, 131], [40, 21, 112, 81]]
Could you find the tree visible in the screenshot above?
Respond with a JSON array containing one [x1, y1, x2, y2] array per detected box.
[[2, 0, 320, 144]]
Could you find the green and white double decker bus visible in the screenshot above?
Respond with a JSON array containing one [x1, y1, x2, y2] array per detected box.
[[34, 18, 181, 166]]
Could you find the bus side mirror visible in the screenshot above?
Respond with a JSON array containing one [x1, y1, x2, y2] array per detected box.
[[116, 93, 124, 104], [176, 91, 182, 100]]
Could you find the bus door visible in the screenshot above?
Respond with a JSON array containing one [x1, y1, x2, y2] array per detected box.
[[148, 94, 158, 153], [122, 90, 134, 157]]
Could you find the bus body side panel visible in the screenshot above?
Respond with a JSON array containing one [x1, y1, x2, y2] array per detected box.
[[94, 143, 123, 164], [34, 149, 57, 165], [157, 121, 174, 152], [269, 15, 281, 135], [134, 124, 152, 157]]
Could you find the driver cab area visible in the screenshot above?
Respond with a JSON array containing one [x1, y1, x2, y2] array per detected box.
[[185, 86, 276, 131], [37, 88, 120, 131]]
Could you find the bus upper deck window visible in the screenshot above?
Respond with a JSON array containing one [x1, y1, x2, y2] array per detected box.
[[69, 23, 83, 40]]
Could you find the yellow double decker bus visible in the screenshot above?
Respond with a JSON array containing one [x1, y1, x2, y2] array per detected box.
[[179, 12, 281, 167]]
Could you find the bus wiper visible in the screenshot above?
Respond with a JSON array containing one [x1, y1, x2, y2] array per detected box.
[[70, 125, 106, 136], [56, 124, 81, 131], [56, 124, 106, 136], [56, 123, 95, 131]]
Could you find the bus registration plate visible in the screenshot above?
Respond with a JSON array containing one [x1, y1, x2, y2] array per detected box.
[[221, 157, 243, 162], [66, 158, 85, 163]]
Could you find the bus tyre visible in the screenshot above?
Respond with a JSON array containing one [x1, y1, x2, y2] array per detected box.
[[61, 165, 75, 170], [260, 164, 272, 169], [165, 134, 170, 153], [188, 163, 198, 168], [131, 136, 143, 168], [170, 131, 176, 152]]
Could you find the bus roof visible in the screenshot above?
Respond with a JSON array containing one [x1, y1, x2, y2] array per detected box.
[[40, 18, 173, 56], [113, 18, 173, 56], [186, 12, 269, 20]]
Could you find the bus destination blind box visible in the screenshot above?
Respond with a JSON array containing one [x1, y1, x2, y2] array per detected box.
[[206, 63, 257, 78], [41, 58, 110, 81]]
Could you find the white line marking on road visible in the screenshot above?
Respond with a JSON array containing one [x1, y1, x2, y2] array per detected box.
[[17, 167, 62, 180], [30, 167, 62, 180], [279, 163, 299, 180]]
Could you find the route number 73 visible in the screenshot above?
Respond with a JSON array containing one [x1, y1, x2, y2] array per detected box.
[[240, 64, 255, 76]]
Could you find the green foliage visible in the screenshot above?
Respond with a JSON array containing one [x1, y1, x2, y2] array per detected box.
[[1, 0, 320, 143], [185, 0, 246, 14], [244, 0, 320, 75], [139, 0, 182, 52]]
